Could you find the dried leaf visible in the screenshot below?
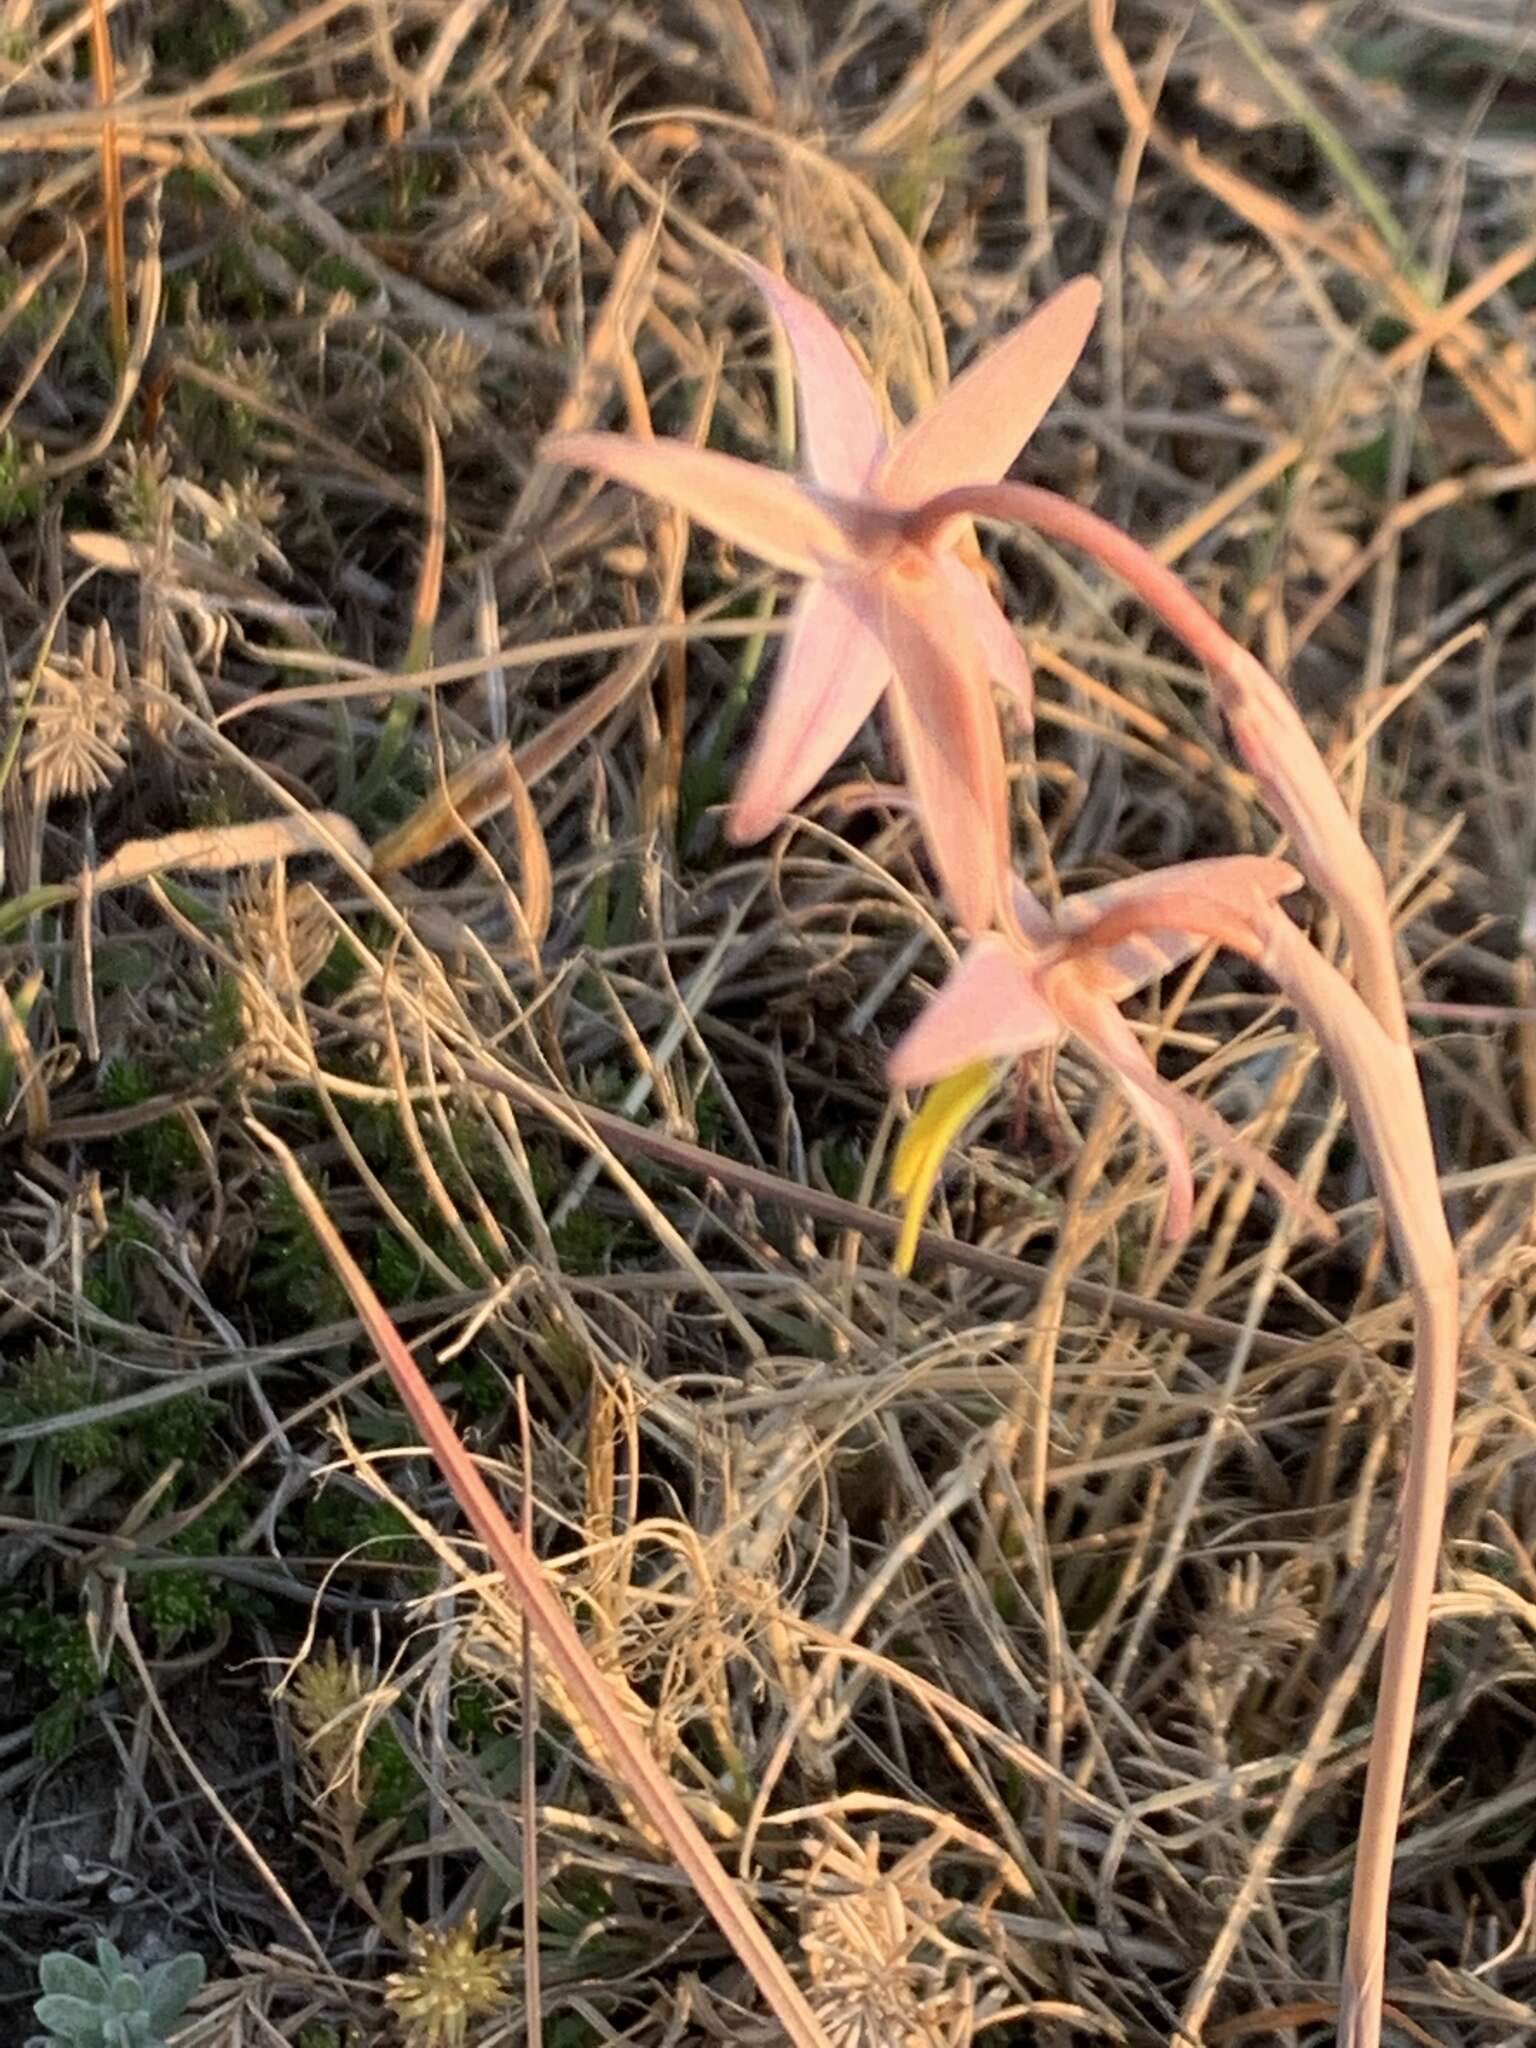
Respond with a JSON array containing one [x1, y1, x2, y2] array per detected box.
[[90, 812, 370, 893]]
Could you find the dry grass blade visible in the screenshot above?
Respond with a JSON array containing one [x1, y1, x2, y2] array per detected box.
[[216, 614, 790, 724], [409, 1037, 1311, 1359], [0, 225, 88, 442], [371, 742, 550, 956], [1092, 0, 1536, 460], [249, 1121, 830, 2048], [405, 406, 446, 677], [111, 1613, 330, 1971], [0, 969, 47, 1139], [87, 0, 127, 369], [371, 743, 523, 875], [1150, 230, 1536, 568], [500, 745, 552, 956], [1198, 0, 1410, 266], [861, 0, 1081, 155], [67, 528, 290, 602], [90, 812, 371, 892], [35, 232, 162, 484]]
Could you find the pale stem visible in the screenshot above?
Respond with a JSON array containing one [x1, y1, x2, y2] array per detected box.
[[251, 1122, 832, 2048], [1065, 894, 1458, 2048], [912, 482, 1409, 1042], [1261, 916, 1460, 2048], [910, 477, 1460, 2047]]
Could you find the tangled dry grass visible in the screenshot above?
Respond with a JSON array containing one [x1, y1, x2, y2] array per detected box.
[[3, 2, 1536, 2044]]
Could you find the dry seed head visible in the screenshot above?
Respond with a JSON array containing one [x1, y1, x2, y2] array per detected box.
[[1278, 468, 1364, 582], [1146, 245, 1330, 412], [226, 873, 334, 1080], [796, 1829, 977, 2048], [337, 945, 465, 1061], [383, 1912, 513, 2048], [287, 1640, 372, 1788], [212, 471, 286, 574], [1190, 1555, 1313, 1728], [185, 293, 279, 406], [429, 162, 551, 275], [223, 344, 280, 407], [106, 440, 173, 541], [232, 873, 334, 992], [24, 619, 131, 803], [414, 331, 488, 432]]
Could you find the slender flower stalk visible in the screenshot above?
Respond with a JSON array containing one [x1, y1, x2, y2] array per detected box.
[[1261, 919, 1458, 2048], [544, 257, 1455, 2048], [896, 889, 1455, 2048], [890, 475, 1454, 2048], [252, 1123, 833, 2048], [545, 263, 1101, 932]]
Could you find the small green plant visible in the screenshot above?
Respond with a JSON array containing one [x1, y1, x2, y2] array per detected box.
[[81, 1207, 156, 1323], [136, 1391, 215, 1470], [301, 1487, 422, 1571], [0, 1347, 117, 1471], [0, 1608, 113, 1757], [175, 970, 246, 1075], [97, 1058, 198, 1197], [33, 1938, 205, 2047], [105, 442, 172, 541], [249, 1173, 350, 1326], [0, 429, 43, 525]]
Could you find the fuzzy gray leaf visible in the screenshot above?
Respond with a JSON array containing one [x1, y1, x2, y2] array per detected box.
[[33, 1991, 107, 2045], [38, 1955, 103, 2003], [143, 1954, 204, 2030]]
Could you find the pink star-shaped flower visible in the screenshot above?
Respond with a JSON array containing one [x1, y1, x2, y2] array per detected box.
[[888, 855, 1334, 1242], [545, 259, 1100, 932]]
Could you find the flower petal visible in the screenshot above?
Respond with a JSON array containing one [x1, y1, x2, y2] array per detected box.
[[1056, 977, 1334, 1243], [726, 579, 891, 843], [887, 935, 1060, 1089], [888, 1058, 997, 1276], [934, 551, 1034, 722], [877, 275, 1101, 507], [1055, 857, 1305, 1000], [879, 569, 1012, 933], [739, 257, 887, 495], [1060, 989, 1196, 1241], [543, 431, 855, 574], [1009, 876, 1057, 944]]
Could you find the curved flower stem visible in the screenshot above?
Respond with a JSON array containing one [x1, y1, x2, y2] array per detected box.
[[1261, 919, 1460, 2048], [917, 483, 1460, 2048], [1070, 892, 1457, 2048], [911, 482, 1408, 1041]]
